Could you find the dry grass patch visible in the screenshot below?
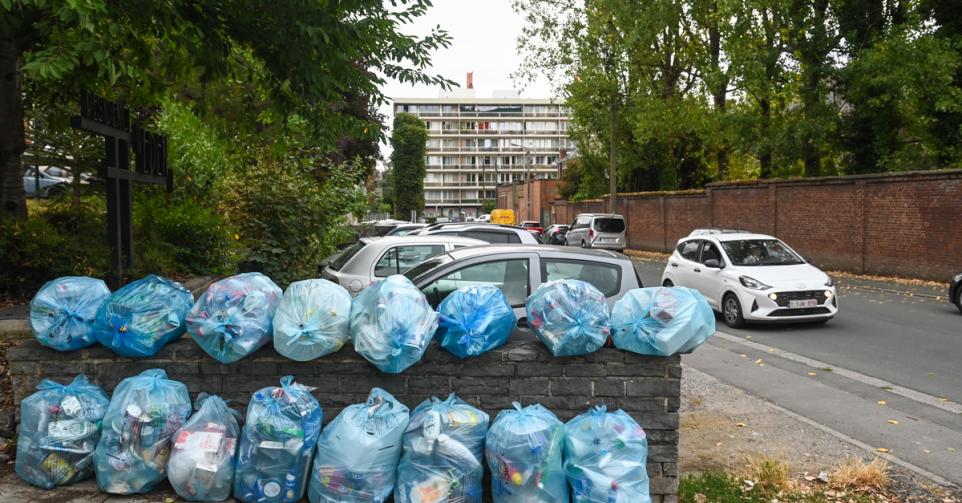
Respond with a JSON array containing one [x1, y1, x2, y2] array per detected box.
[[739, 456, 791, 494], [830, 457, 889, 492]]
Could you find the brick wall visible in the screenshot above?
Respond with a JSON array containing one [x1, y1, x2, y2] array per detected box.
[[548, 170, 962, 280], [7, 337, 682, 502]]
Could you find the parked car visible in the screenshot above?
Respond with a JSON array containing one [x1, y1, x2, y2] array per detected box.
[[950, 272, 962, 313], [421, 223, 540, 244], [412, 221, 471, 235], [661, 230, 838, 327], [23, 167, 68, 198], [385, 223, 428, 236], [565, 213, 627, 252], [404, 245, 643, 319], [541, 224, 569, 245], [520, 220, 544, 239], [320, 235, 485, 294], [477, 214, 491, 222]]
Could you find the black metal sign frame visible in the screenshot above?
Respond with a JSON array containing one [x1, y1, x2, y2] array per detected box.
[[70, 91, 172, 288]]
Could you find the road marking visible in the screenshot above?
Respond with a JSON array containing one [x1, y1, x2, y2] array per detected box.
[[713, 330, 962, 415]]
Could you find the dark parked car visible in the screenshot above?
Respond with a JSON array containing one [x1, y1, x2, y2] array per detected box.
[[404, 245, 643, 320], [950, 272, 962, 313], [541, 224, 569, 245]]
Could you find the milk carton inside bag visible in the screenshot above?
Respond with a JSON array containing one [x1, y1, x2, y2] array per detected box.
[[29, 276, 110, 351], [167, 394, 241, 501], [15, 375, 110, 489]]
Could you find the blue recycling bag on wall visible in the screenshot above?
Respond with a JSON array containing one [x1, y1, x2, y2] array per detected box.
[[187, 272, 283, 364], [610, 287, 715, 356], [167, 394, 242, 501], [15, 375, 110, 489], [273, 279, 352, 361], [92, 369, 192, 494], [564, 405, 650, 503], [525, 279, 610, 356], [350, 275, 439, 373], [485, 403, 568, 503], [307, 388, 410, 503], [395, 394, 489, 503], [29, 276, 110, 351], [92, 274, 194, 357], [233, 376, 323, 503], [436, 284, 515, 359]]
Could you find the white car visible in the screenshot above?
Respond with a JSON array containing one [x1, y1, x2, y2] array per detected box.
[[320, 235, 485, 294], [661, 230, 837, 327], [421, 224, 541, 244]]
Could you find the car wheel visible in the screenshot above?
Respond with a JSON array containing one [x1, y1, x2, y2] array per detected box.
[[955, 287, 962, 314], [663, 279, 674, 287], [722, 293, 746, 328]]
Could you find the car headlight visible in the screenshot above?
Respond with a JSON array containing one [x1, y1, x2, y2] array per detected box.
[[739, 276, 771, 290], [825, 276, 834, 287]]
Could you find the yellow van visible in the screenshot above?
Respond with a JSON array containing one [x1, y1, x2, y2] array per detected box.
[[490, 209, 516, 225]]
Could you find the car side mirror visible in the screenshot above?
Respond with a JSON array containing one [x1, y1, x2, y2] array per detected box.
[[704, 258, 722, 269]]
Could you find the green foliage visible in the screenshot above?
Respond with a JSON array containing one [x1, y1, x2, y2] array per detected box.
[[515, 0, 962, 197], [480, 199, 497, 214], [391, 113, 429, 219]]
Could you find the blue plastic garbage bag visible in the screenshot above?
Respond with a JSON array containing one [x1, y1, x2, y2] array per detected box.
[[92, 369, 192, 494], [350, 275, 439, 373], [29, 276, 110, 351], [187, 272, 283, 364], [395, 394, 489, 503], [436, 285, 515, 359], [610, 287, 715, 356], [92, 274, 194, 357], [167, 394, 242, 501], [307, 388, 410, 503], [525, 280, 610, 357], [273, 279, 352, 361], [485, 403, 568, 503], [564, 405, 650, 503], [233, 376, 323, 503], [15, 375, 110, 489]]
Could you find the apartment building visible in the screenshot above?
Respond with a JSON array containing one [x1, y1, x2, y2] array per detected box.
[[393, 92, 574, 220]]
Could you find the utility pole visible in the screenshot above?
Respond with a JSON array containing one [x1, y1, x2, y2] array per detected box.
[[525, 148, 531, 222], [609, 94, 618, 214]]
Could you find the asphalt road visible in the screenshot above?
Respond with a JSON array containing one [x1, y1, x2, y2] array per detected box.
[[632, 257, 962, 486]]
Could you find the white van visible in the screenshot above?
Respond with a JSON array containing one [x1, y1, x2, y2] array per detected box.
[[565, 213, 627, 252]]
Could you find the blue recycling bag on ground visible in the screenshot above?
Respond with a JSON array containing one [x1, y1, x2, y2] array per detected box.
[[610, 287, 714, 356], [436, 285, 515, 359], [525, 279, 610, 356], [167, 394, 241, 501], [92, 369, 191, 494], [15, 375, 110, 489], [92, 274, 193, 357], [485, 403, 568, 503], [395, 394, 489, 503], [273, 279, 352, 361], [350, 275, 439, 373], [187, 272, 282, 364], [234, 376, 323, 503], [307, 388, 410, 503], [29, 276, 110, 351], [564, 405, 650, 503]]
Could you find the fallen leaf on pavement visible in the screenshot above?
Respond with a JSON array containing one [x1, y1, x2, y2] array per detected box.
[[807, 372, 817, 376], [922, 449, 930, 454], [876, 447, 890, 453], [877, 400, 887, 405], [736, 422, 747, 427], [948, 447, 956, 452], [740, 353, 747, 358], [888, 419, 899, 425]]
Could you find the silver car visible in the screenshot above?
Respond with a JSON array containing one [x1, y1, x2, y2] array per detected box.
[[321, 235, 486, 294], [403, 245, 643, 320], [565, 213, 627, 252], [421, 223, 541, 244]]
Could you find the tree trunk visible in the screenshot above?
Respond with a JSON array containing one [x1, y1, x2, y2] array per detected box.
[[759, 98, 772, 177], [708, 0, 729, 179], [0, 34, 26, 220], [608, 93, 617, 213]]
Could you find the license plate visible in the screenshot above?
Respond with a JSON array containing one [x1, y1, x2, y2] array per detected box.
[[790, 299, 817, 308]]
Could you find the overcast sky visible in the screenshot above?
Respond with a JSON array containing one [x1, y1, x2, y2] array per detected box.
[[377, 0, 555, 163]]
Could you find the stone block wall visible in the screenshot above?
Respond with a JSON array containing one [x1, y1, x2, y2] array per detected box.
[[7, 337, 682, 502]]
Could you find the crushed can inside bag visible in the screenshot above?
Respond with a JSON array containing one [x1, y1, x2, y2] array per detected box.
[[15, 375, 110, 489]]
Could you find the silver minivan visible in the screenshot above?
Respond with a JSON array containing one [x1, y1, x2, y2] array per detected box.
[[565, 213, 627, 252]]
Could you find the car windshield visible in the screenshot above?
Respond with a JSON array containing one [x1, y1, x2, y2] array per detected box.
[[403, 254, 454, 280], [328, 241, 365, 270], [594, 218, 625, 233], [721, 239, 804, 266]]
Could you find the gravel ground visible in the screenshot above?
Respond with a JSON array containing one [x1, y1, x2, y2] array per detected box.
[[680, 363, 961, 501]]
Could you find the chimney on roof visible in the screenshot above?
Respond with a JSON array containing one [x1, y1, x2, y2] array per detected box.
[[466, 72, 474, 89]]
